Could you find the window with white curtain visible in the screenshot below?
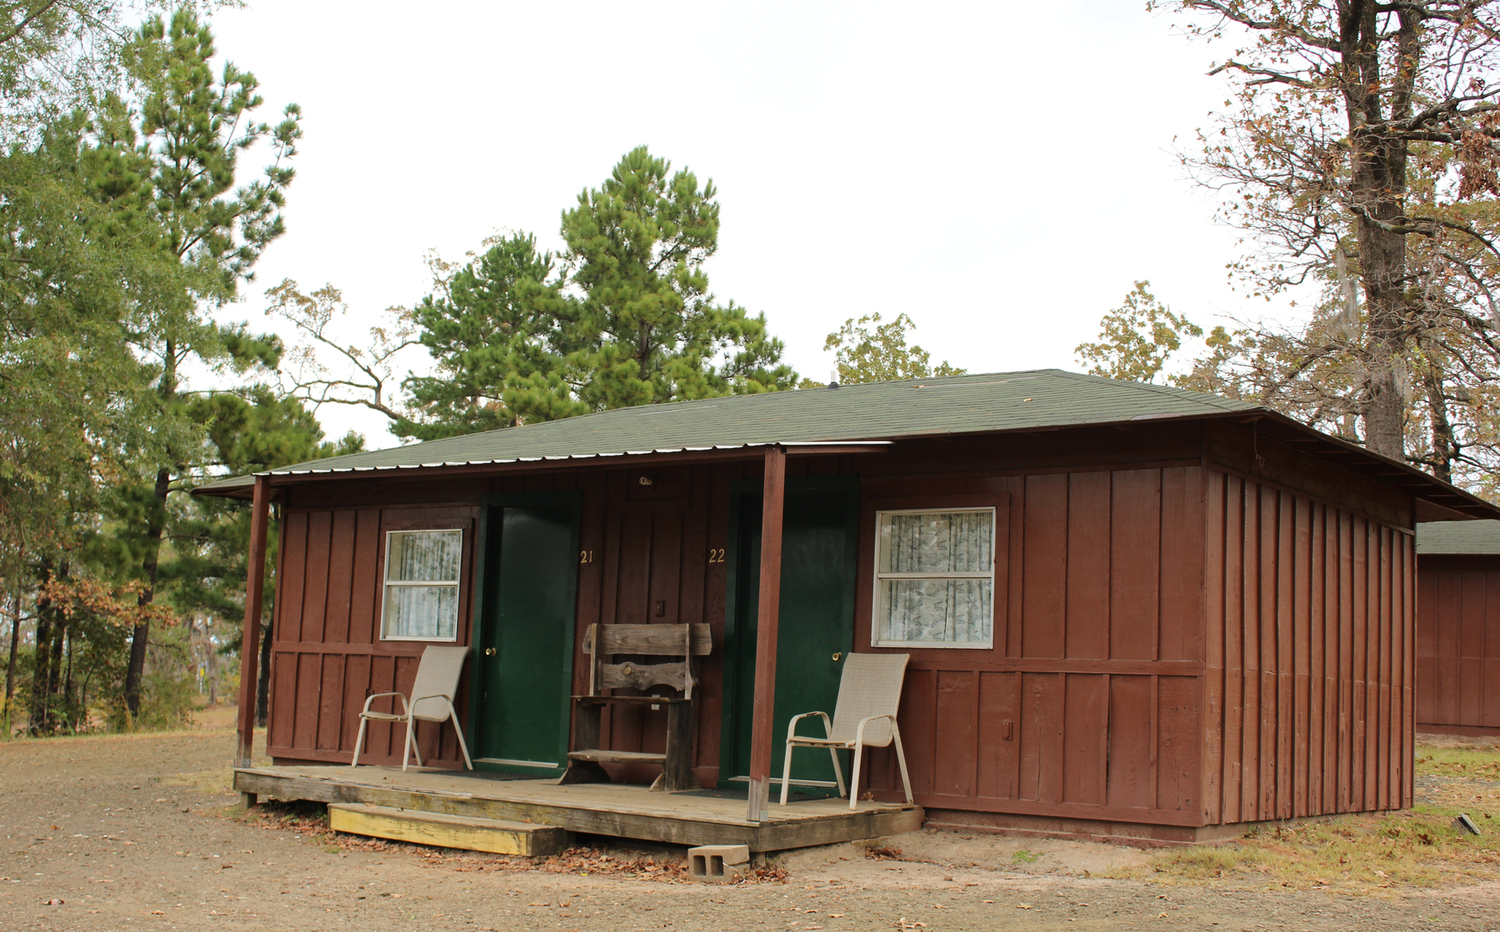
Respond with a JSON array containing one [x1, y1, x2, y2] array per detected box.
[[380, 529, 463, 641], [872, 508, 995, 648]]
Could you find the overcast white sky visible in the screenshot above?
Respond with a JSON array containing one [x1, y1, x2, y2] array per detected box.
[[209, 0, 1263, 449]]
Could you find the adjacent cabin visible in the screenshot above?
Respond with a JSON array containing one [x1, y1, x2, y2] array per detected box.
[[1416, 521, 1500, 736], [200, 370, 1500, 843]]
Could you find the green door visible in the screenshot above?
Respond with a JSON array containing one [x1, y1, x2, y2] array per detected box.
[[472, 494, 580, 774], [722, 476, 859, 793]]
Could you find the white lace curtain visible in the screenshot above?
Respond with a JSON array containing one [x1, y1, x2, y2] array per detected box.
[[383, 530, 462, 639], [876, 510, 993, 645]]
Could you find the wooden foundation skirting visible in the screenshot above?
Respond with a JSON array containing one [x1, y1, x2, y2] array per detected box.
[[1417, 723, 1500, 738]]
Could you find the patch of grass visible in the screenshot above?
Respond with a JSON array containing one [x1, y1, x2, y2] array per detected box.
[[1418, 746, 1500, 781], [158, 768, 234, 795], [1012, 849, 1041, 864], [1139, 741, 1500, 892]]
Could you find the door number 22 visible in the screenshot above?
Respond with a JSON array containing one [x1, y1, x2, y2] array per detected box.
[[708, 548, 726, 563]]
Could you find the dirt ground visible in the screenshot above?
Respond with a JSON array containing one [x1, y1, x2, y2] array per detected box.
[[2, 723, 1499, 932]]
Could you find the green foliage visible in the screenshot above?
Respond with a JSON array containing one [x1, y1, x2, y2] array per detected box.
[[403, 232, 571, 437], [1076, 282, 1203, 385], [401, 147, 797, 439], [818, 312, 964, 386]]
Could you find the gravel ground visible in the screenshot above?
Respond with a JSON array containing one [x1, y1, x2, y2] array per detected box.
[[2, 727, 1498, 931]]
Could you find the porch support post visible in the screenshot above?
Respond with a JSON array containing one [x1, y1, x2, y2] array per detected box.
[[746, 445, 787, 822], [236, 475, 271, 769]]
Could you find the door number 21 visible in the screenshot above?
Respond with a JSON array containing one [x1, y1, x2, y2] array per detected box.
[[579, 550, 595, 564]]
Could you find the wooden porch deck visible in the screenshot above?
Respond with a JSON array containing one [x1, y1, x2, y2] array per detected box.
[[234, 765, 923, 854]]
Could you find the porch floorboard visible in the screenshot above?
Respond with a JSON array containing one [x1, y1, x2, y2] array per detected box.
[[234, 765, 923, 853]]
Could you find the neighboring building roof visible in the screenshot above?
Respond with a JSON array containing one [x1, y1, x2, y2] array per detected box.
[[192, 368, 1497, 520], [1418, 520, 1500, 555]]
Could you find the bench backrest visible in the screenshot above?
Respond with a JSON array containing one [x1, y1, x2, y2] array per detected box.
[[582, 623, 713, 700]]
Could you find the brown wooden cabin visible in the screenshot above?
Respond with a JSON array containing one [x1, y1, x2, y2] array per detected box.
[[199, 370, 1499, 843], [1416, 521, 1500, 736]]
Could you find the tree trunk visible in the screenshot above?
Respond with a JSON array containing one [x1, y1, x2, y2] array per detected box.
[[1423, 360, 1456, 484], [124, 465, 172, 718], [1343, 2, 1414, 462], [29, 560, 63, 735], [255, 609, 272, 727], [5, 580, 21, 722]]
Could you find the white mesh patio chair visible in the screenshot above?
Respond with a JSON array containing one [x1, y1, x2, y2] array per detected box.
[[779, 652, 912, 809], [351, 645, 473, 771]]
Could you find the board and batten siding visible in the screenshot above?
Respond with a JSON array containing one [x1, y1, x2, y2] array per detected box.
[[859, 466, 1209, 827], [266, 502, 481, 768], [1202, 472, 1415, 826], [1416, 556, 1500, 733]]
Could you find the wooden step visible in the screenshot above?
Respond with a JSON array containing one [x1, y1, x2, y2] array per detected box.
[[566, 749, 667, 764], [328, 803, 570, 856]]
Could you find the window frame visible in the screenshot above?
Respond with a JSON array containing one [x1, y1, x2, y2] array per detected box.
[[870, 505, 997, 650], [378, 527, 465, 643]]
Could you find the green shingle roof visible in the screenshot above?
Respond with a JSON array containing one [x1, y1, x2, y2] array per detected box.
[[1418, 521, 1500, 555], [202, 369, 1254, 488], [191, 368, 1499, 522]]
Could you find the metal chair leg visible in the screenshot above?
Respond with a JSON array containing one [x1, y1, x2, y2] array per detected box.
[[890, 721, 913, 804], [449, 703, 474, 770], [351, 718, 368, 767]]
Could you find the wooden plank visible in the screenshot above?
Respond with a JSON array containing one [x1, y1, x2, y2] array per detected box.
[[269, 651, 298, 753], [1292, 495, 1311, 818], [341, 653, 370, 760], [1023, 473, 1068, 659], [1107, 675, 1153, 809], [1338, 510, 1354, 811], [1276, 490, 1294, 820], [236, 766, 923, 852], [346, 510, 380, 645], [317, 654, 346, 751], [1222, 475, 1244, 824], [746, 445, 787, 822], [1159, 466, 1204, 663], [1323, 504, 1341, 814], [1308, 502, 1326, 816], [1461, 569, 1487, 726], [292, 653, 321, 751], [1157, 676, 1199, 813], [586, 624, 713, 656], [1486, 572, 1500, 728], [323, 510, 357, 645], [276, 510, 309, 646], [300, 511, 333, 645], [1240, 480, 1260, 822], [1061, 673, 1107, 805], [976, 672, 1020, 800], [1379, 526, 1394, 810], [1203, 469, 1226, 825], [902, 668, 937, 797], [1110, 469, 1161, 662], [568, 750, 668, 764], [1065, 471, 1110, 660], [328, 803, 571, 856], [1019, 672, 1063, 803], [934, 671, 979, 798], [236, 476, 271, 765], [1258, 485, 1277, 821], [1402, 534, 1416, 808], [1363, 520, 1379, 810], [366, 654, 397, 761]]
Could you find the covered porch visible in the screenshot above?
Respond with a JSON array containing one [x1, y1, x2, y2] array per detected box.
[[234, 762, 923, 854]]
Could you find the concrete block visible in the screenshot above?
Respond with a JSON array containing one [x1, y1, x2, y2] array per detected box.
[[688, 844, 750, 882]]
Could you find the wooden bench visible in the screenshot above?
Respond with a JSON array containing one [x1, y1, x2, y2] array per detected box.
[[559, 623, 712, 792]]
